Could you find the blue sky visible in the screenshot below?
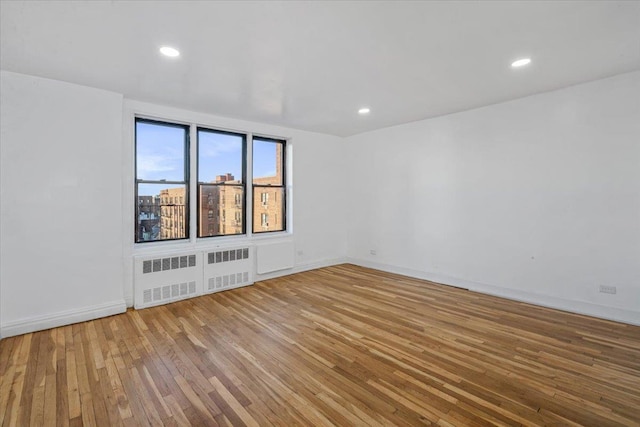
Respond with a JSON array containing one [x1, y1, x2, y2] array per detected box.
[[136, 122, 279, 197], [136, 122, 185, 182], [198, 130, 243, 181]]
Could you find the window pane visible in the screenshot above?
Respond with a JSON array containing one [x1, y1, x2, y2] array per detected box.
[[136, 121, 186, 181], [253, 187, 285, 233], [253, 138, 283, 185], [199, 184, 244, 237], [198, 129, 244, 183], [137, 184, 187, 242]]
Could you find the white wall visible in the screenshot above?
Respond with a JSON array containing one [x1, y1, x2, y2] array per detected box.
[[0, 72, 348, 336], [346, 71, 640, 325], [2, 68, 637, 336], [0, 71, 126, 337]]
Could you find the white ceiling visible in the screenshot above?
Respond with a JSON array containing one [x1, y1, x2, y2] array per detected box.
[[2, 1, 639, 137]]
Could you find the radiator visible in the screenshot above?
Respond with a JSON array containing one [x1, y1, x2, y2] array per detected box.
[[134, 246, 254, 309], [203, 246, 254, 294], [134, 252, 201, 309]]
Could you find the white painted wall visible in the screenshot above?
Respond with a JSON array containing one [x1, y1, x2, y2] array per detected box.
[[0, 72, 348, 336], [346, 71, 640, 325], [2, 67, 636, 335], [0, 71, 126, 337]]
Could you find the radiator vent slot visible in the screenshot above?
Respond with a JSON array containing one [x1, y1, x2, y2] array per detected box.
[[143, 254, 198, 274], [208, 248, 250, 264], [207, 272, 250, 292], [140, 281, 198, 306]]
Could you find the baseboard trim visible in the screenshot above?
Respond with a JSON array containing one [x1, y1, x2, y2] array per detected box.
[[9, 257, 633, 339], [346, 257, 640, 326], [1, 300, 127, 339], [255, 257, 348, 282]]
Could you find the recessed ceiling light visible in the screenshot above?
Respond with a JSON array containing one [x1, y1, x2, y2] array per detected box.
[[511, 58, 531, 68], [358, 107, 371, 115], [159, 46, 180, 57]]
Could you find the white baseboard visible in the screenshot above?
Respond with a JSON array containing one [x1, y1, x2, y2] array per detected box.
[[1, 300, 127, 339], [255, 257, 348, 282], [346, 257, 640, 326], [14, 257, 632, 340]]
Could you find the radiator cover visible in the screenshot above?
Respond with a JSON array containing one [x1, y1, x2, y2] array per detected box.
[[134, 246, 254, 309]]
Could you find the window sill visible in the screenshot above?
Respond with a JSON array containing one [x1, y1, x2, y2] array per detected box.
[[132, 231, 293, 255]]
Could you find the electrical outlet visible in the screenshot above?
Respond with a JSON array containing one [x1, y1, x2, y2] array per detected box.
[[599, 285, 617, 295], [370, 249, 377, 255]]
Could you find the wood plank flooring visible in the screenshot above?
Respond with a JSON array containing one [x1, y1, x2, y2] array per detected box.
[[1, 264, 639, 426]]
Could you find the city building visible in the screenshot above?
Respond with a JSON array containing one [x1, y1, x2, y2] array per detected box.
[[137, 195, 160, 241], [253, 143, 284, 233], [199, 173, 243, 237], [159, 187, 187, 240]]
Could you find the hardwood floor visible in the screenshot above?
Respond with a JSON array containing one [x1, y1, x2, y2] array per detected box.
[[1, 264, 639, 426]]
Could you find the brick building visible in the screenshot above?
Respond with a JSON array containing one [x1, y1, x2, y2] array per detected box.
[[198, 173, 244, 237], [253, 143, 284, 233], [159, 187, 187, 240], [140, 143, 284, 239]]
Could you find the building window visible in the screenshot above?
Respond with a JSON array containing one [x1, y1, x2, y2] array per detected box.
[[197, 128, 246, 237], [135, 119, 189, 243], [253, 137, 286, 233]]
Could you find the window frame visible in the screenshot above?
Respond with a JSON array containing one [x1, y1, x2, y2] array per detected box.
[[131, 109, 291, 246], [134, 118, 190, 244], [252, 136, 287, 234], [196, 127, 247, 239]]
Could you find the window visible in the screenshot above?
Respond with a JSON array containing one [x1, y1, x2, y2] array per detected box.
[[197, 128, 246, 237], [253, 137, 286, 233], [135, 118, 287, 243], [135, 119, 189, 243]]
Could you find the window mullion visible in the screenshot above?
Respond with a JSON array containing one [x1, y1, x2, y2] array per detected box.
[[189, 124, 197, 242], [247, 132, 254, 238]]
